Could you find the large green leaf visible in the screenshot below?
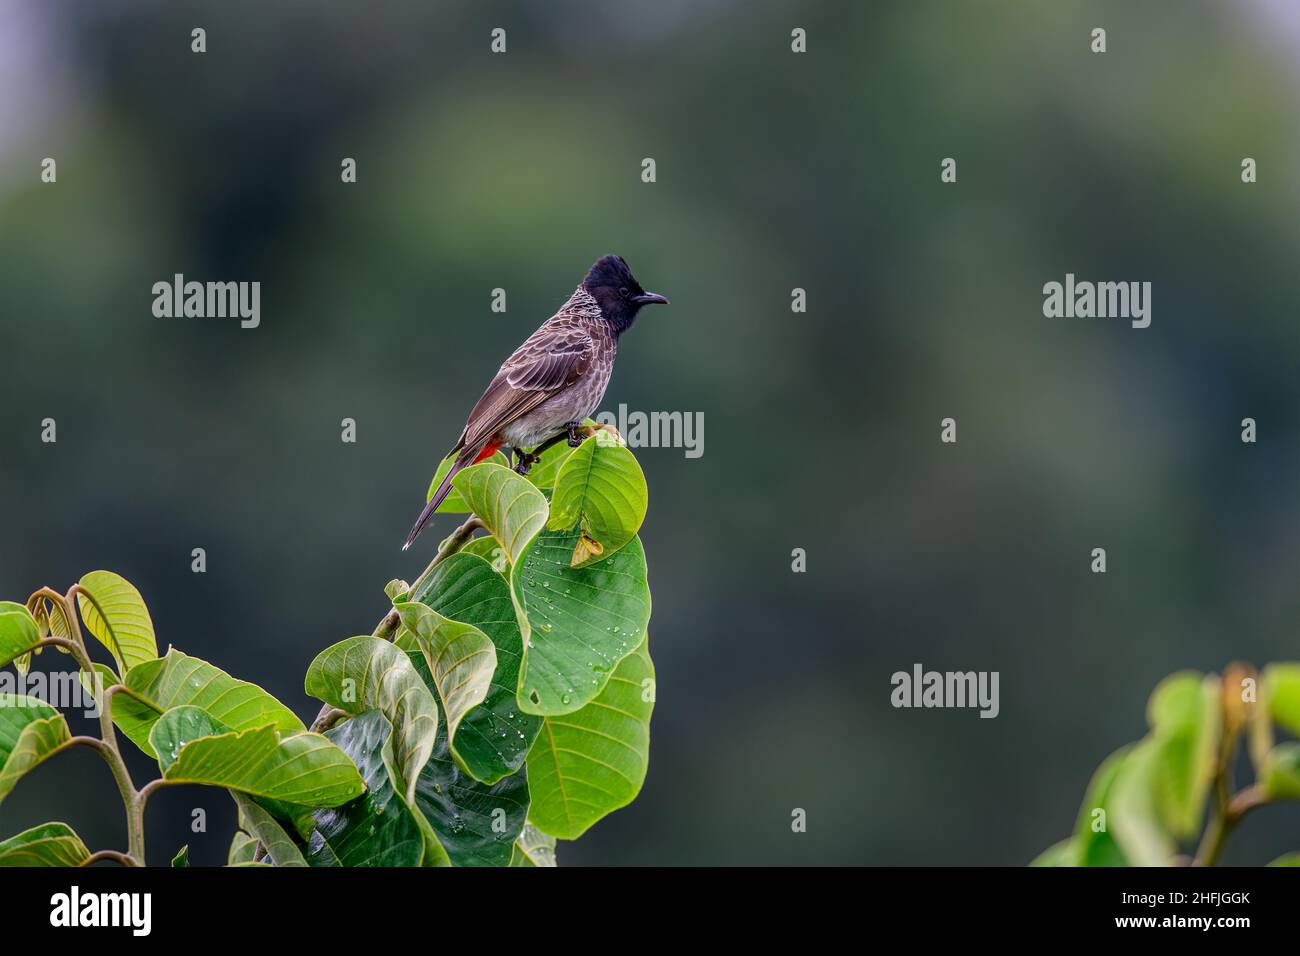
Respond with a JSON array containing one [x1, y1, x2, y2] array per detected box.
[[526, 638, 654, 838], [0, 695, 72, 806], [1072, 745, 1132, 866], [76, 571, 158, 675], [547, 430, 648, 567], [1265, 663, 1300, 737], [1109, 740, 1175, 866], [512, 530, 651, 715], [1262, 743, 1300, 800], [522, 438, 581, 490], [424, 450, 510, 514], [110, 648, 304, 758], [304, 636, 439, 804], [0, 603, 42, 669], [227, 831, 257, 866], [1145, 671, 1219, 837], [520, 418, 600, 492], [1028, 838, 1077, 867], [230, 792, 307, 867], [410, 552, 542, 785], [394, 601, 496, 780], [509, 823, 558, 866], [405, 653, 529, 866], [460, 535, 510, 571], [452, 462, 549, 565], [312, 710, 449, 867], [149, 706, 363, 807], [0, 822, 91, 867]]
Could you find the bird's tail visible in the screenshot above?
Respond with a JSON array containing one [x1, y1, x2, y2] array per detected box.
[[402, 439, 504, 551]]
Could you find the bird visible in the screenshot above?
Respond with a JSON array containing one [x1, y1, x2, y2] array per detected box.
[[402, 254, 669, 550]]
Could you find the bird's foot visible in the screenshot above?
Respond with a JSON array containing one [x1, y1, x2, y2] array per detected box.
[[579, 422, 625, 445], [565, 422, 584, 447], [512, 448, 540, 475]]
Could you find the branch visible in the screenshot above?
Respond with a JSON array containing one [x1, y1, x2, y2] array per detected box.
[[83, 849, 138, 867], [306, 514, 485, 735], [30, 586, 148, 864], [1193, 785, 1266, 867], [407, 515, 485, 599]]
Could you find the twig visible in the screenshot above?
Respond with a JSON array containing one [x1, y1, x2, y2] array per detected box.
[[306, 514, 484, 734], [1193, 785, 1265, 867], [407, 515, 485, 599], [82, 849, 138, 867], [29, 587, 148, 864]]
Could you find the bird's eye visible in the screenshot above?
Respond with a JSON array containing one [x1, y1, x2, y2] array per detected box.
[[618, 286, 630, 298]]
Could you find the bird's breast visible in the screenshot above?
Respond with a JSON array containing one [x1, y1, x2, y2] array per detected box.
[[500, 351, 614, 448]]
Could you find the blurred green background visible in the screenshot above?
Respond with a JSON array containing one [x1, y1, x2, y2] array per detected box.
[[1, 0, 1297, 865]]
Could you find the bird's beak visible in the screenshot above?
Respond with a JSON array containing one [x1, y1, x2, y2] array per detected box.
[[634, 292, 669, 306]]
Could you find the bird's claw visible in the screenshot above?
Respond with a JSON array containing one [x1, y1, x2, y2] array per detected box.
[[513, 450, 540, 475]]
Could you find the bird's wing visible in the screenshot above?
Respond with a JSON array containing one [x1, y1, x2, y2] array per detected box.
[[460, 322, 595, 450]]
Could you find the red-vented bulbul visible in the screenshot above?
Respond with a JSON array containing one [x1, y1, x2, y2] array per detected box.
[[402, 254, 668, 550]]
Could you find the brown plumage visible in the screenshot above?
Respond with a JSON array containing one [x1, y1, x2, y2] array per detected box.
[[403, 255, 667, 550]]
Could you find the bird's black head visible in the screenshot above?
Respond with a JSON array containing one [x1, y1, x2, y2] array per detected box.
[[582, 254, 668, 333]]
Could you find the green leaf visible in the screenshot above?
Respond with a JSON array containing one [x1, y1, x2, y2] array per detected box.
[[522, 439, 580, 490], [231, 792, 308, 867], [111, 648, 304, 759], [1028, 838, 1077, 867], [547, 430, 648, 567], [0, 822, 91, 867], [1109, 740, 1175, 866], [460, 535, 510, 572], [527, 638, 654, 839], [1144, 671, 1220, 837], [452, 462, 549, 565], [304, 636, 439, 804], [227, 831, 257, 866], [75, 571, 158, 674], [313, 710, 448, 867], [1262, 743, 1300, 800], [0, 695, 72, 806], [1267, 852, 1300, 866], [513, 530, 651, 715], [394, 601, 496, 779], [410, 552, 542, 785], [149, 705, 363, 807], [171, 845, 190, 867], [425, 451, 510, 514], [1264, 663, 1300, 737], [405, 653, 529, 866], [0, 603, 42, 669], [1073, 746, 1132, 866], [510, 822, 558, 866], [521, 418, 600, 491]]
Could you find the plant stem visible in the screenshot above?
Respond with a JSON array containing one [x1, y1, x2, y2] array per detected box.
[[307, 515, 485, 734], [83, 849, 136, 867], [35, 588, 149, 864], [1193, 785, 1265, 867], [407, 515, 485, 599]]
